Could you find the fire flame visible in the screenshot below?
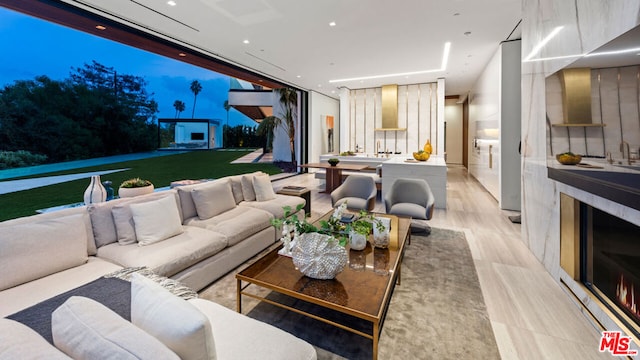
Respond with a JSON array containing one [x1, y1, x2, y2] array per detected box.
[[616, 274, 639, 319]]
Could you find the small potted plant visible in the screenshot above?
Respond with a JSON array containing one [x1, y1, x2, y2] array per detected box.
[[347, 210, 386, 250], [327, 158, 340, 166], [118, 177, 154, 198], [348, 218, 372, 250]]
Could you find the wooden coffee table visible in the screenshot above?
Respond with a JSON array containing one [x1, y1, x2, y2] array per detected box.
[[236, 211, 410, 360]]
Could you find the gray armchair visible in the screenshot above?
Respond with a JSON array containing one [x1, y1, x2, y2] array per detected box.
[[384, 178, 435, 232], [330, 175, 376, 211]]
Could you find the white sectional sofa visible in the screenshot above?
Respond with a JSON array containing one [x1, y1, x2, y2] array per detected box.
[[0, 171, 314, 359]]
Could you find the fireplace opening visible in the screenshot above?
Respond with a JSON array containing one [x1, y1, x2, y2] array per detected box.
[[582, 205, 640, 336]]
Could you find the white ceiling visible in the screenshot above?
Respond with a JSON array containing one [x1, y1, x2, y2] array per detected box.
[[65, 0, 522, 97]]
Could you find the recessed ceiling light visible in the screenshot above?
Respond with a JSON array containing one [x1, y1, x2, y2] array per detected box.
[[296, 75, 301, 78], [167, 1, 177, 6], [178, 53, 186, 57], [329, 21, 336, 27], [243, 40, 250, 44], [95, 25, 106, 30], [331, 90, 335, 94]]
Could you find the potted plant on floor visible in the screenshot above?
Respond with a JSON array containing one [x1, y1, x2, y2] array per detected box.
[[118, 177, 154, 198]]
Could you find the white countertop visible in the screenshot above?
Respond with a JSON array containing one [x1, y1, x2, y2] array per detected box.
[[383, 155, 447, 167], [547, 157, 640, 174]]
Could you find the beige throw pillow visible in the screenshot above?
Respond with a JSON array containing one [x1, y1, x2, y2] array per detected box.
[[130, 195, 183, 246], [111, 205, 137, 245], [253, 174, 276, 201], [240, 175, 256, 201], [191, 179, 236, 220], [131, 273, 216, 360], [228, 176, 244, 204], [52, 296, 179, 360]]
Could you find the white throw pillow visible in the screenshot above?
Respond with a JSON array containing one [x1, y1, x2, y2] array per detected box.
[[51, 296, 179, 360], [130, 195, 183, 246], [191, 180, 236, 220], [252, 174, 276, 201], [130, 273, 217, 360], [0, 319, 71, 360]]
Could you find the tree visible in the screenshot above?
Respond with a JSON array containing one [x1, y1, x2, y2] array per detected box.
[[223, 100, 230, 126], [275, 88, 298, 165], [256, 116, 277, 152], [190, 80, 202, 118], [0, 61, 158, 164], [173, 100, 185, 118], [223, 100, 231, 147]]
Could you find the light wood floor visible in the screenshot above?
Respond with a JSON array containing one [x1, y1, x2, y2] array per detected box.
[[272, 165, 610, 360]]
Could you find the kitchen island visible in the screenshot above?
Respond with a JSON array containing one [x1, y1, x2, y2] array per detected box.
[[381, 156, 447, 209], [314, 154, 447, 208]]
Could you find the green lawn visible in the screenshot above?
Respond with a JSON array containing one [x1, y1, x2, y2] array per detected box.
[[0, 150, 282, 221]]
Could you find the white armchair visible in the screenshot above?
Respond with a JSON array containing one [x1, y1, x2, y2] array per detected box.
[[330, 175, 376, 211]]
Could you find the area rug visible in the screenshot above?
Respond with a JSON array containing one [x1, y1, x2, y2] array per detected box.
[[243, 228, 501, 360]]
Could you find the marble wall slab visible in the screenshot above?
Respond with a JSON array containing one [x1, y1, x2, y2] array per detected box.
[[338, 82, 443, 156], [522, 0, 640, 344], [546, 66, 640, 158]]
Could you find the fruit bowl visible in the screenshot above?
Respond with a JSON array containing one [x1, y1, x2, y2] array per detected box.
[[556, 152, 582, 165], [412, 151, 431, 161]]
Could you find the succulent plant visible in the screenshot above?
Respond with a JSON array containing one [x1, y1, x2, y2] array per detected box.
[[119, 177, 153, 188]]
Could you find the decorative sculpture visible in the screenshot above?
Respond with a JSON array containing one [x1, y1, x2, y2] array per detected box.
[[292, 232, 347, 280]]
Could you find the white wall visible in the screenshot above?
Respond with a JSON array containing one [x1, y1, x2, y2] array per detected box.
[[469, 48, 501, 199], [174, 122, 208, 144], [309, 91, 340, 163], [444, 99, 463, 164], [338, 81, 445, 155], [468, 40, 521, 210]]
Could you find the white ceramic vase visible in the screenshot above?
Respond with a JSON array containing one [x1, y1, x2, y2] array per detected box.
[[349, 230, 368, 251], [118, 184, 154, 198], [83, 175, 107, 205]]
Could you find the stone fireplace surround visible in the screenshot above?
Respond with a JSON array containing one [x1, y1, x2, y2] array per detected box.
[[559, 191, 640, 340]]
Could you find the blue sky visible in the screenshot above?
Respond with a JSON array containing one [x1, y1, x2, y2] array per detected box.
[[0, 7, 255, 127]]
